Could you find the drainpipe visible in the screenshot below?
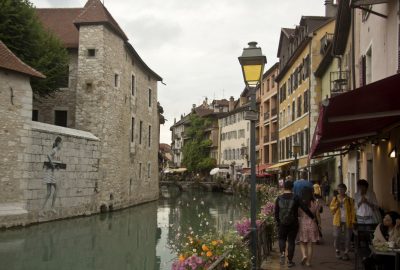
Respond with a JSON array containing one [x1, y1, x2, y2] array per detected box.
[[351, 4, 356, 89], [308, 37, 312, 180]]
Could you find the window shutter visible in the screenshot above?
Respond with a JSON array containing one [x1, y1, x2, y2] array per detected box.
[[360, 55, 366, 87]]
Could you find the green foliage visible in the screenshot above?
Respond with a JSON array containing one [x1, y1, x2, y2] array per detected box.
[[0, 0, 69, 97], [182, 114, 216, 173]]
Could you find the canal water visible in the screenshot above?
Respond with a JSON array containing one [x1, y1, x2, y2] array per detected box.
[[0, 190, 249, 270]]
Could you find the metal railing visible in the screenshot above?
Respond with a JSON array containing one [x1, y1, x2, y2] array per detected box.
[[264, 135, 270, 143], [264, 112, 270, 120], [330, 71, 349, 97]]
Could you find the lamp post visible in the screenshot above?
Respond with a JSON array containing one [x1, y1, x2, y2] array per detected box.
[[292, 141, 301, 179], [239, 41, 266, 269]]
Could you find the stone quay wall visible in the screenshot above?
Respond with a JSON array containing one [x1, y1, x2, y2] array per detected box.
[[23, 121, 100, 225]]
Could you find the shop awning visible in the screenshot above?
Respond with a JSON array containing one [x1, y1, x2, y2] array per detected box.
[[242, 164, 271, 174], [266, 161, 292, 171], [310, 73, 400, 158]]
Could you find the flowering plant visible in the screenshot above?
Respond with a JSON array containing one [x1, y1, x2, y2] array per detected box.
[[235, 218, 262, 237], [171, 232, 251, 270]]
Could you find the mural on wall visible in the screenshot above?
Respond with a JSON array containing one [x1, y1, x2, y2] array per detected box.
[[40, 136, 66, 215]]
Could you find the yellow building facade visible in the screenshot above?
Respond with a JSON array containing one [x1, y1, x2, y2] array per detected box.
[[276, 19, 335, 176]]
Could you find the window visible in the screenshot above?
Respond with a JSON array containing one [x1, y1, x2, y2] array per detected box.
[[267, 79, 270, 91], [139, 120, 143, 144], [148, 89, 152, 107], [271, 75, 275, 88], [147, 163, 151, 178], [131, 117, 135, 142], [54, 110, 67, 127], [131, 75, 135, 95], [87, 49, 96, 57], [303, 90, 309, 113], [139, 163, 142, 178], [148, 125, 151, 147], [292, 101, 295, 121], [59, 65, 69, 88], [297, 96, 302, 117], [305, 128, 310, 155], [303, 55, 310, 79], [114, 74, 119, 87], [32, 110, 38, 121]]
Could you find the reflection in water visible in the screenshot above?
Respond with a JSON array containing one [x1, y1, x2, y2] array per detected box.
[[0, 190, 249, 270]]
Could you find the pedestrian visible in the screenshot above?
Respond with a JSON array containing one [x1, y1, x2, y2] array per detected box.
[[278, 177, 284, 189], [330, 183, 356, 261], [293, 170, 313, 199], [313, 180, 322, 199], [322, 178, 331, 206], [298, 188, 321, 267], [354, 179, 380, 225], [274, 180, 315, 268]]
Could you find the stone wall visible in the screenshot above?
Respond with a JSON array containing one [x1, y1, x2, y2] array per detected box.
[[32, 50, 78, 128], [0, 70, 32, 205], [24, 121, 100, 224], [75, 25, 159, 212]]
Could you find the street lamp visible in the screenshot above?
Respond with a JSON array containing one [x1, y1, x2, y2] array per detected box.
[[239, 41, 266, 269], [292, 141, 301, 179]]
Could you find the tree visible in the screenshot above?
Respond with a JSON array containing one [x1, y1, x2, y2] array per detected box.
[[0, 0, 69, 97], [182, 114, 216, 173]]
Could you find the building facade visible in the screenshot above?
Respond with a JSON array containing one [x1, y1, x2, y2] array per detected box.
[[34, 0, 162, 210], [258, 63, 279, 167], [276, 13, 336, 178]]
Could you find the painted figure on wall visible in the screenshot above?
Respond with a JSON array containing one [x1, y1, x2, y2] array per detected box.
[[41, 136, 65, 214]]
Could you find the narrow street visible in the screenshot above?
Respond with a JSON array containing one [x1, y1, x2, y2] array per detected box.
[[262, 204, 354, 270]]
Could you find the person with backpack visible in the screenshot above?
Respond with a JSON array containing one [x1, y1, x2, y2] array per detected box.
[[274, 180, 315, 267]]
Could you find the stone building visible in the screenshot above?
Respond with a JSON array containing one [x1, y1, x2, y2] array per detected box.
[[0, 41, 44, 224], [34, 0, 162, 210]]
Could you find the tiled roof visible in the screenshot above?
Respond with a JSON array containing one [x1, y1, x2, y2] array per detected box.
[[74, 0, 128, 41], [0, 41, 45, 78], [212, 99, 229, 106], [36, 8, 83, 48]]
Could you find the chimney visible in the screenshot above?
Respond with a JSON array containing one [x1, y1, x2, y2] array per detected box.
[[229, 96, 235, 111], [324, 0, 338, 17]]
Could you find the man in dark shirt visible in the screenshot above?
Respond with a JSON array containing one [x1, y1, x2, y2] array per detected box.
[[275, 180, 315, 267]]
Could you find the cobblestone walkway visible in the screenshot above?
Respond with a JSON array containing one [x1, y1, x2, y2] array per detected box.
[[261, 204, 355, 270]]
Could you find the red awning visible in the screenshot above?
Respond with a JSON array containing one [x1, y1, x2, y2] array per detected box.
[[310, 73, 400, 158]]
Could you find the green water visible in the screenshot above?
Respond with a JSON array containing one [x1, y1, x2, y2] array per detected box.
[[0, 190, 249, 270]]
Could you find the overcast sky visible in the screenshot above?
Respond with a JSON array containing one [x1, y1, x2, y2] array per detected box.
[[31, 0, 326, 144]]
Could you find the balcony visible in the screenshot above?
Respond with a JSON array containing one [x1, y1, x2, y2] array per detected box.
[[263, 135, 270, 143], [320, 33, 334, 55], [330, 71, 349, 97]]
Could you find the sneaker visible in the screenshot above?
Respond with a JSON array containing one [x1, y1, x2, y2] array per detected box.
[[335, 250, 341, 259], [280, 254, 285, 265], [287, 261, 295, 268], [341, 253, 350, 261]]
